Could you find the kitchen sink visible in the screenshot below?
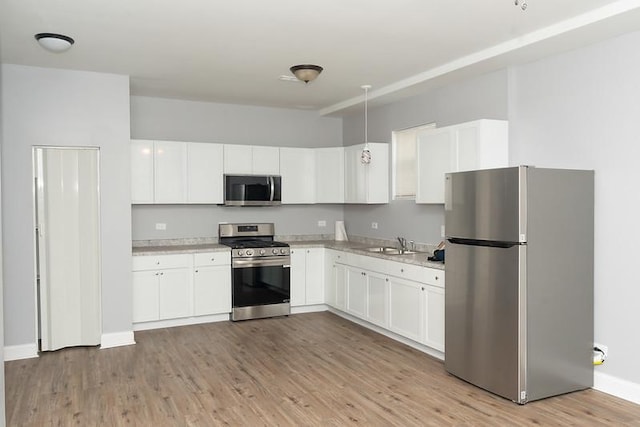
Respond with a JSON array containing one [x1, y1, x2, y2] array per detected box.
[[363, 246, 419, 255]]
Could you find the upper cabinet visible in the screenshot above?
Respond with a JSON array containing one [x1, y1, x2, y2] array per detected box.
[[344, 142, 389, 204], [223, 145, 280, 175], [315, 147, 344, 203], [280, 147, 315, 204], [131, 140, 224, 204], [416, 120, 508, 204]]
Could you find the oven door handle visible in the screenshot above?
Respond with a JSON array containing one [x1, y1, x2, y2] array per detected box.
[[232, 256, 290, 268]]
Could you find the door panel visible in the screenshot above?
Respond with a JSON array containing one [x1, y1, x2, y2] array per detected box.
[[445, 241, 521, 401], [445, 167, 522, 242]]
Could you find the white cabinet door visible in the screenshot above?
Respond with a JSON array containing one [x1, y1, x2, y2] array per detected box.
[[223, 145, 252, 174], [193, 265, 231, 316], [346, 266, 367, 319], [132, 270, 160, 322], [423, 284, 445, 352], [416, 129, 455, 204], [344, 143, 389, 204], [253, 146, 280, 174], [154, 141, 187, 203], [131, 140, 154, 204], [344, 146, 366, 203], [335, 263, 347, 311], [187, 142, 224, 203], [388, 277, 423, 342], [280, 148, 315, 204], [289, 249, 306, 307], [367, 272, 388, 328], [158, 268, 191, 319], [416, 120, 508, 204], [315, 147, 344, 203], [305, 248, 325, 304]]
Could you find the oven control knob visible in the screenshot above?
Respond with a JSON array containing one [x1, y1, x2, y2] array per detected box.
[[272, 248, 278, 254], [238, 250, 244, 256], [246, 249, 254, 256], [280, 248, 286, 254], [259, 249, 266, 255]]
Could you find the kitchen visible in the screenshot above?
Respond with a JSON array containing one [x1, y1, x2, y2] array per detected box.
[[3, 1, 640, 424]]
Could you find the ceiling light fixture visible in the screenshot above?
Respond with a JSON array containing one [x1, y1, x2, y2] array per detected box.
[[514, 0, 527, 11], [34, 33, 75, 53], [290, 64, 323, 83], [361, 85, 372, 164]]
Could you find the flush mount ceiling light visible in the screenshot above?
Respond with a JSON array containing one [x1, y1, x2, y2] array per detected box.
[[289, 64, 323, 83], [34, 33, 75, 52]]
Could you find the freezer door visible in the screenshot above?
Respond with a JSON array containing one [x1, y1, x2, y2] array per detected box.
[[445, 167, 526, 243], [445, 240, 525, 402]]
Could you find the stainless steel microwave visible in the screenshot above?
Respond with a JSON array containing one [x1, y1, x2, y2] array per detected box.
[[223, 175, 282, 206]]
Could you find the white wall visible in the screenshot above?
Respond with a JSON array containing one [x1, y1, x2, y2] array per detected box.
[[130, 96, 345, 240], [0, 57, 6, 427], [509, 31, 640, 397], [1, 65, 132, 350], [341, 70, 509, 244]]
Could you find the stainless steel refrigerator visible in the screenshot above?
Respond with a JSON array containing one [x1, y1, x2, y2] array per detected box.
[[444, 166, 594, 404]]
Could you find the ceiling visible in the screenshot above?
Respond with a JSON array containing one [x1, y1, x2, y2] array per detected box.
[[2, 0, 640, 115]]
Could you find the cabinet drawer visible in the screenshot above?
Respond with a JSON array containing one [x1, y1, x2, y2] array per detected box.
[[423, 268, 444, 288], [194, 251, 231, 266], [133, 254, 192, 271]]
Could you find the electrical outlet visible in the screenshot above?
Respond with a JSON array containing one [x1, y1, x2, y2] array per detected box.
[[441, 225, 445, 237], [594, 342, 608, 358], [155, 223, 167, 230], [371, 222, 378, 229], [317, 220, 327, 227]]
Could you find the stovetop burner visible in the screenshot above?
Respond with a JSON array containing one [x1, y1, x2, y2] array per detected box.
[[218, 223, 290, 258]]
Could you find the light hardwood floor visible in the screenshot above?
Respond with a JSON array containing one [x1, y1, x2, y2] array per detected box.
[[5, 312, 640, 426]]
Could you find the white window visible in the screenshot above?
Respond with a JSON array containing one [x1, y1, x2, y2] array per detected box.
[[392, 123, 435, 199]]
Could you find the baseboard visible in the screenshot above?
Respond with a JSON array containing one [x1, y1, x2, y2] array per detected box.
[[291, 304, 328, 314], [594, 371, 640, 405], [4, 343, 39, 361], [100, 331, 136, 349], [133, 313, 230, 331]]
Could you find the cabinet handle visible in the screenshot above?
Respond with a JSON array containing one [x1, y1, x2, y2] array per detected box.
[[401, 268, 404, 273], [155, 272, 159, 276], [435, 276, 439, 280], [160, 272, 164, 276], [385, 278, 389, 282], [211, 257, 214, 261], [156, 261, 160, 265], [421, 287, 425, 291], [195, 270, 199, 273], [307, 250, 310, 253]]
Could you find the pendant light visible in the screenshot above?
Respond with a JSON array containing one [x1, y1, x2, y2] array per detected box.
[[361, 85, 372, 164]]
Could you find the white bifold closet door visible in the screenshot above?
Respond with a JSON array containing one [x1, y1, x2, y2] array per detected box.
[[35, 147, 101, 351]]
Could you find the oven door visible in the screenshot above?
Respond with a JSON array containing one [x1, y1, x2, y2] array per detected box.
[[232, 256, 290, 308]]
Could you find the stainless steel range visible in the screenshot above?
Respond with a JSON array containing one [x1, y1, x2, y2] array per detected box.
[[218, 223, 290, 321]]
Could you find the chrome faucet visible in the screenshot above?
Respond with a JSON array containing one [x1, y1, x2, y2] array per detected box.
[[397, 236, 408, 252]]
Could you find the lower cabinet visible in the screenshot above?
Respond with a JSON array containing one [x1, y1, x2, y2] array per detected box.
[[290, 247, 325, 307], [331, 254, 445, 352], [132, 251, 231, 324], [193, 252, 231, 316]]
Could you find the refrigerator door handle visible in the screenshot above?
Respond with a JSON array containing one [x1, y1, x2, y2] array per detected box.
[[447, 237, 518, 249]]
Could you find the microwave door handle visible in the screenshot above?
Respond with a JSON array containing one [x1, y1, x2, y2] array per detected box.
[[269, 176, 275, 202]]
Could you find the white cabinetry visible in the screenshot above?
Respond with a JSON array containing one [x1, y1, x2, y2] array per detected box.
[[187, 143, 224, 204], [344, 143, 389, 204], [280, 148, 315, 204], [132, 251, 231, 325], [315, 147, 344, 203], [193, 252, 231, 316], [132, 254, 193, 322], [290, 247, 325, 307], [131, 140, 224, 204], [329, 251, 445, 352], [223, 145, 280, 175], [154, 141, 187, 203], [131, 140, 154, 203], [416, 119, 508, 204]]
